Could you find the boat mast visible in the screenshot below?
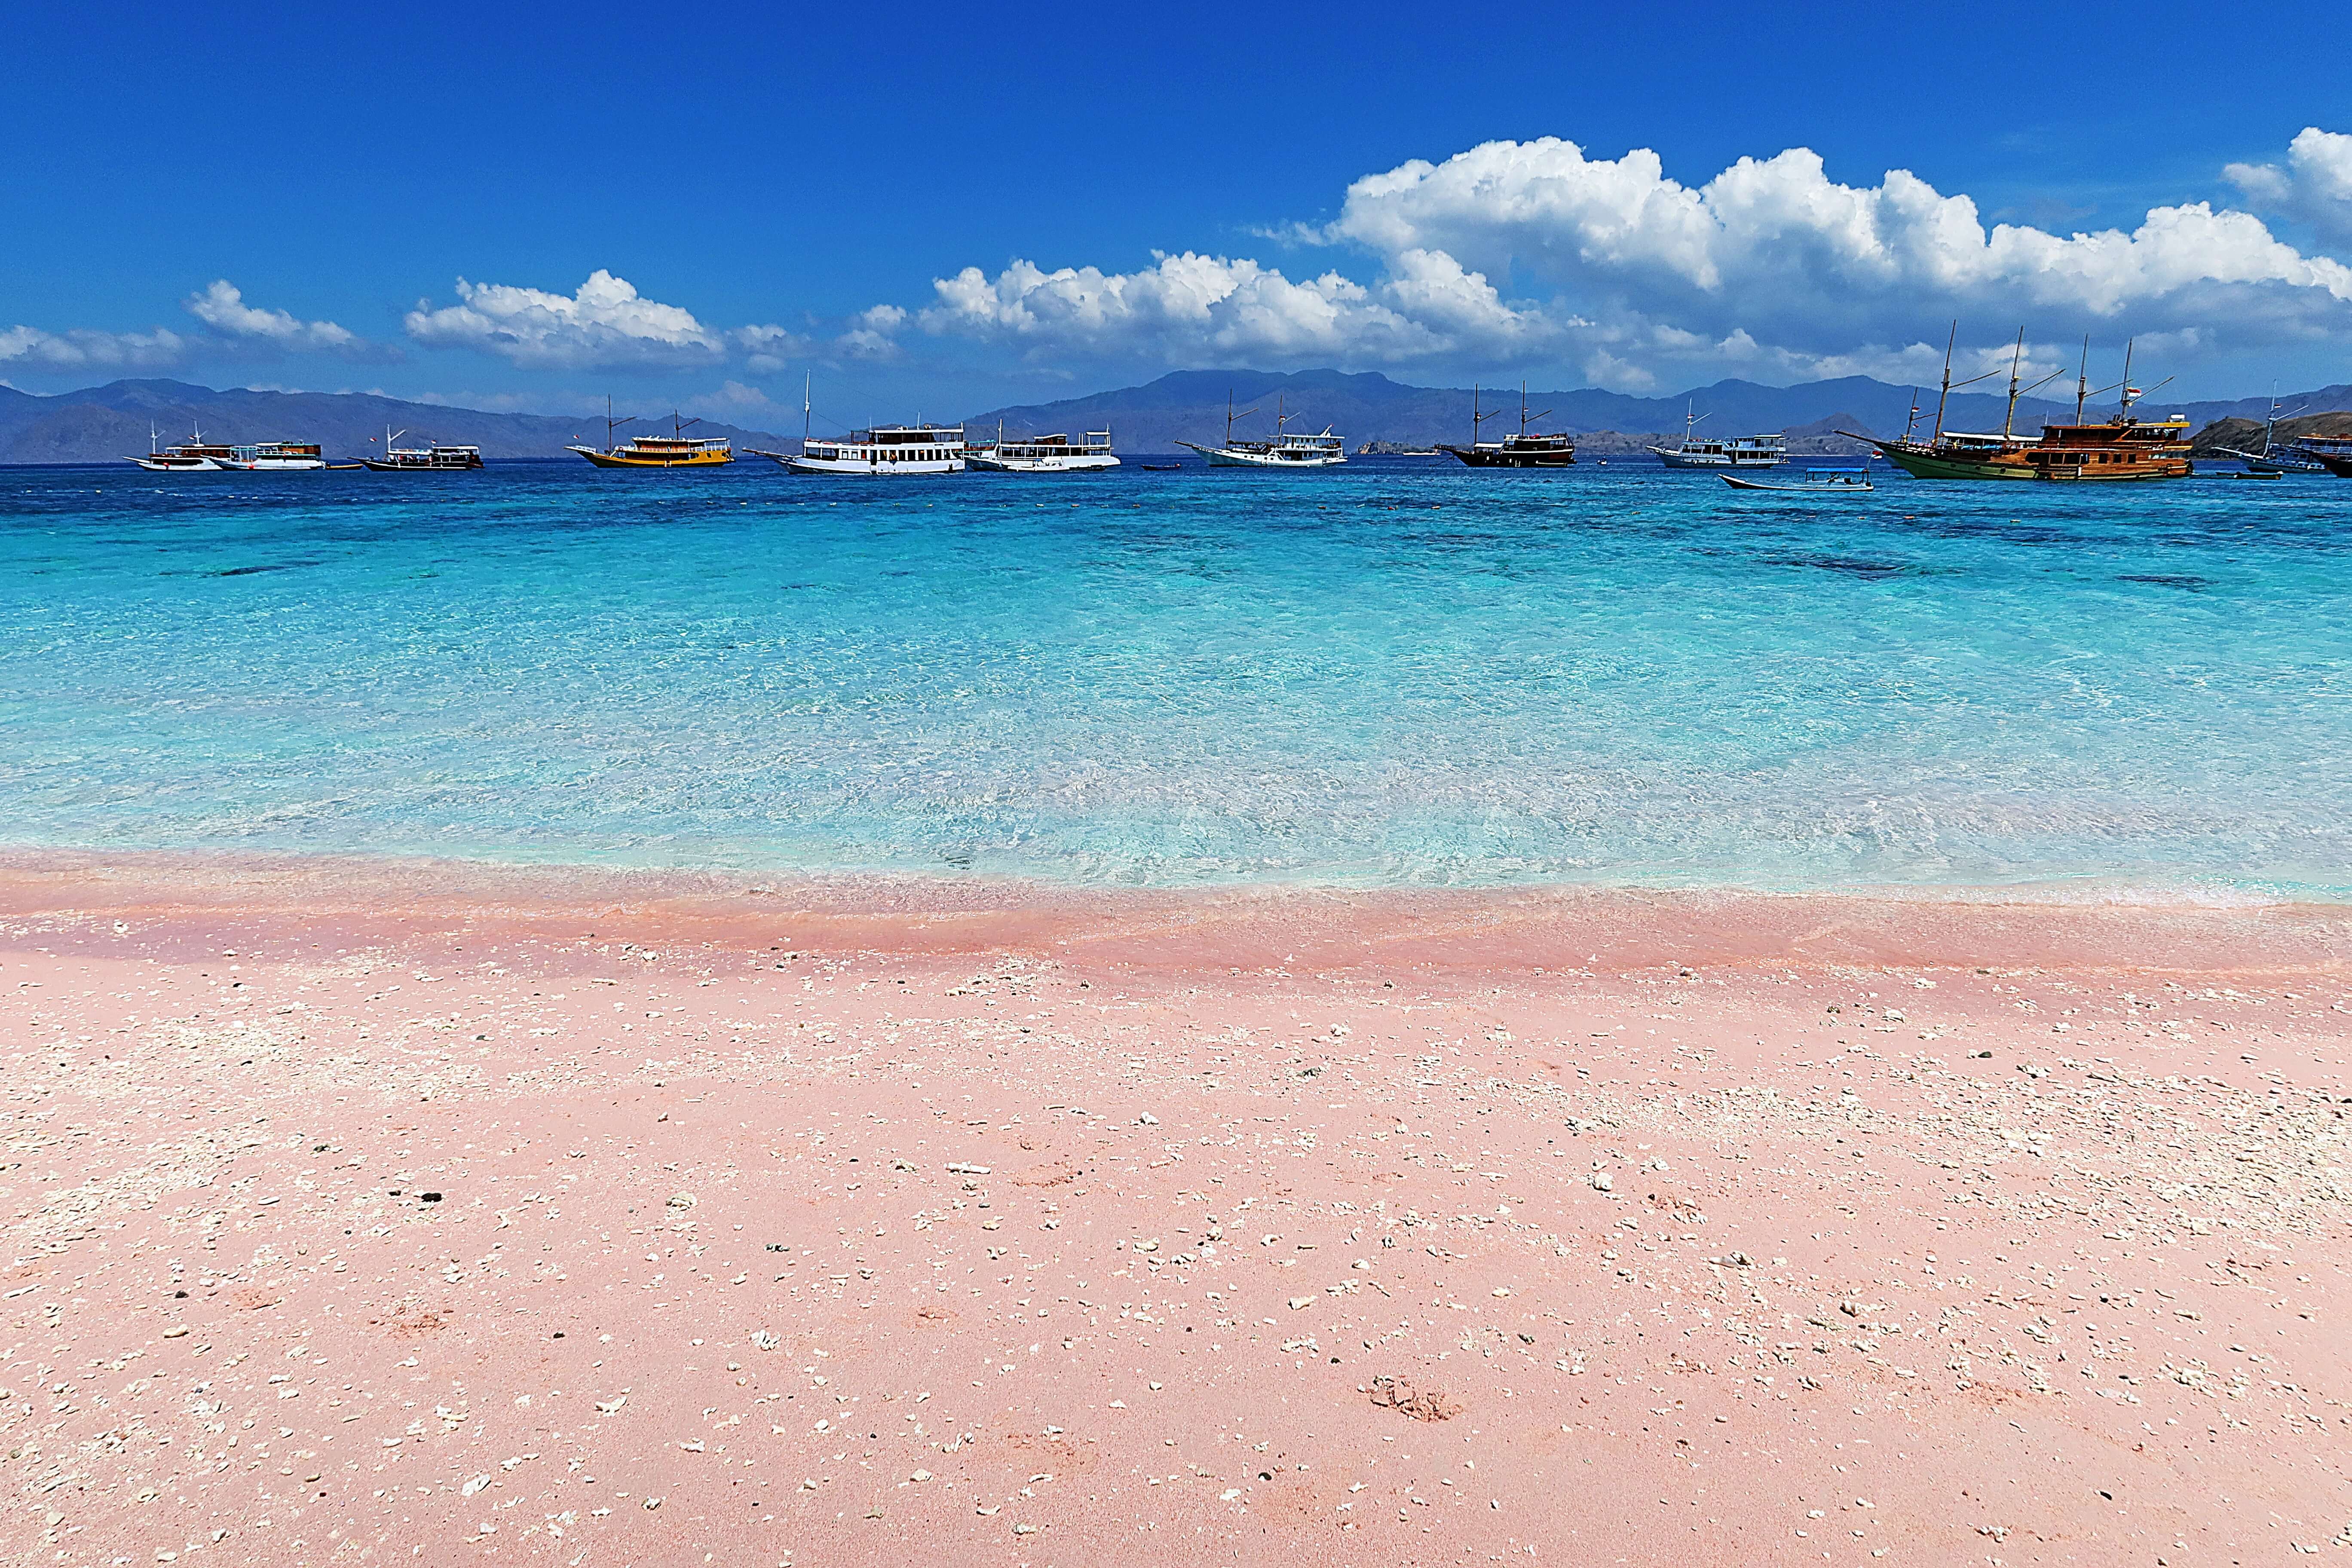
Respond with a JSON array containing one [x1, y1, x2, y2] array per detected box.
[[2073, 336, 2091, 423], [2117, 339, 2136, 424], [1519, 381, 1551, 442], [1931, 323, 1957, 441], [802, 372, 812, 450], [2001, 328, 2026, 440], [604, 395, 636, 454]]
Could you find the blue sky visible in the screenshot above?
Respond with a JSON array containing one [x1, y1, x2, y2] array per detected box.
[[5, 0, 2348, 427]]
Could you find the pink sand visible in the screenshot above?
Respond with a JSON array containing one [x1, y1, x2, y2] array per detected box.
[[3, 852, 2348, 1565]]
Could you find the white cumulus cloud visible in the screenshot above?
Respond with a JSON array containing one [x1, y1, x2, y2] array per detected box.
[[0, 324, 187, 370], [895, 131, 2352, 386], [2227, 127, 2352, 249], [404, 270, 727, 369], [184, 280, 360, 350], [1317, 137, 2352, 351], [921, 249, 1553, 364]]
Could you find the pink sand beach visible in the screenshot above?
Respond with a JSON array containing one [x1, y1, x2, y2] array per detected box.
[[3, 851, 2348, 1565]]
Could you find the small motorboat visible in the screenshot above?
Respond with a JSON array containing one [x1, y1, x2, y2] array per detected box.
[[1721, 466, 1873, 493]]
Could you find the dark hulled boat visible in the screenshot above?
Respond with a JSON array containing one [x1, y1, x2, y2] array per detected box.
[[1440, 384, 1576, 468]]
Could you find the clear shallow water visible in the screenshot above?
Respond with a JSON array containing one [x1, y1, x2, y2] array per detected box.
[[3, 459, 2348, 895]]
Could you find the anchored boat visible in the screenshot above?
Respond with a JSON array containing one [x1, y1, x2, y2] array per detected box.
[[127, 425, 235, 472], [966, 426, 1118, 473], [1856, 333, 2193, 482], [1842, 326, 2060, 479], [747, 375, 967, 475], [2301, 436, 2352, 477], [215, 441, 327, 472], [1721, 464, 1874, 493], [1176, 392, 1345, 468], [570, 402, 733, 468], [1439, 383, 1575, 468], [360, 426, 483, 471], [2212, 391, 2330, 474], [1647, 401, 1784, 469]]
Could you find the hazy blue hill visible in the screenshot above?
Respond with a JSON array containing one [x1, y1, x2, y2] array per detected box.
[[6, 371, 2346, 465], [0, 380, 788, 464]]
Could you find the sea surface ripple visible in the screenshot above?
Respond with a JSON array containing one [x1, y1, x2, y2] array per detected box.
[[3, 458, 2347, 896]]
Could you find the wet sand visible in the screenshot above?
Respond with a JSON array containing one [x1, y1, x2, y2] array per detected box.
[[3, 852, 2348, 1565]]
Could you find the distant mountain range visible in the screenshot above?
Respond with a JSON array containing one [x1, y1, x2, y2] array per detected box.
[[0, 379, 788, 465], [5, 371, 2349, 465], [964, 368, 2352, 453]]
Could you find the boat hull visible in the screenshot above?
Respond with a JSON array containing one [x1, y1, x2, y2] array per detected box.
[[1177, 442, 1344, 469], [1721, 475, 1872, 492], [215, 458, 327, 471], [1872, 445, 2037, 481], [129, 457, 222, 472], [573, 449, 733, 468], [2035, 462, 2194, 482], [1439, 446, 1574, 468], [965, 453, 1118, 473], [359, 458, 483, 472], [778, 454, 963, 475], [1650, 448, 1783, 470]]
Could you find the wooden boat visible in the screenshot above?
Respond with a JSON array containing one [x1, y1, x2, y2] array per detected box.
[[569, 402, 733, 468], [2300, 436, 2352, 477], [127, 425, 235, 472], [2023, 345, 2192, 481], [1176, 392, 1345, 468], [1844, 327, 2058, 479], [1439, 383, 1576, 467], [1860, 333, 2192, 482]]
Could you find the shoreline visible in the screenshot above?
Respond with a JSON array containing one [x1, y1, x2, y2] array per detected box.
[[5, 846, 2348, 978], [4, 845, 2348, 1563]]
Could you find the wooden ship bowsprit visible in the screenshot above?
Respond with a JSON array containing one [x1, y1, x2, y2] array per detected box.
[[1439, 383, 1576, 467]]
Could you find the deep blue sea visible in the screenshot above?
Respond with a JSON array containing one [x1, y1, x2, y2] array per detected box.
[[3, 458, 2347, 896]]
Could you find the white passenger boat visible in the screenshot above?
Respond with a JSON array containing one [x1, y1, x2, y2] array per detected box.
[[749, 375, 967, 475], [1648, 402, 1785, 469], [1176, 393, 1345, 468], [760, 424, 965, 475], [215, 441, 328, 471], [127, 425, 235, 472], [966, 427, 1118, 473]]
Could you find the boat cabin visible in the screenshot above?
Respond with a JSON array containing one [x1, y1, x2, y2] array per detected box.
[[803, 424, 966, 463]]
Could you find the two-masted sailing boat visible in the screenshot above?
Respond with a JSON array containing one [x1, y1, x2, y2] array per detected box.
[[1844, 327, 2057, 479], [127, 425, 236, 471], [1849, 329, 2037, 478], [1177, 392, 1345, 468], [569, 399, 735, 468], [1439, 383, 1576, 467]]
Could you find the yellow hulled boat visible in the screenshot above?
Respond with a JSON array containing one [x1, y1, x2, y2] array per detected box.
[[568, 404, 734, 468]]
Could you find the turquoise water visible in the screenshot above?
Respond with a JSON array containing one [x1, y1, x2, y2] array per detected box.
[[3, 459, 2348, 895]]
